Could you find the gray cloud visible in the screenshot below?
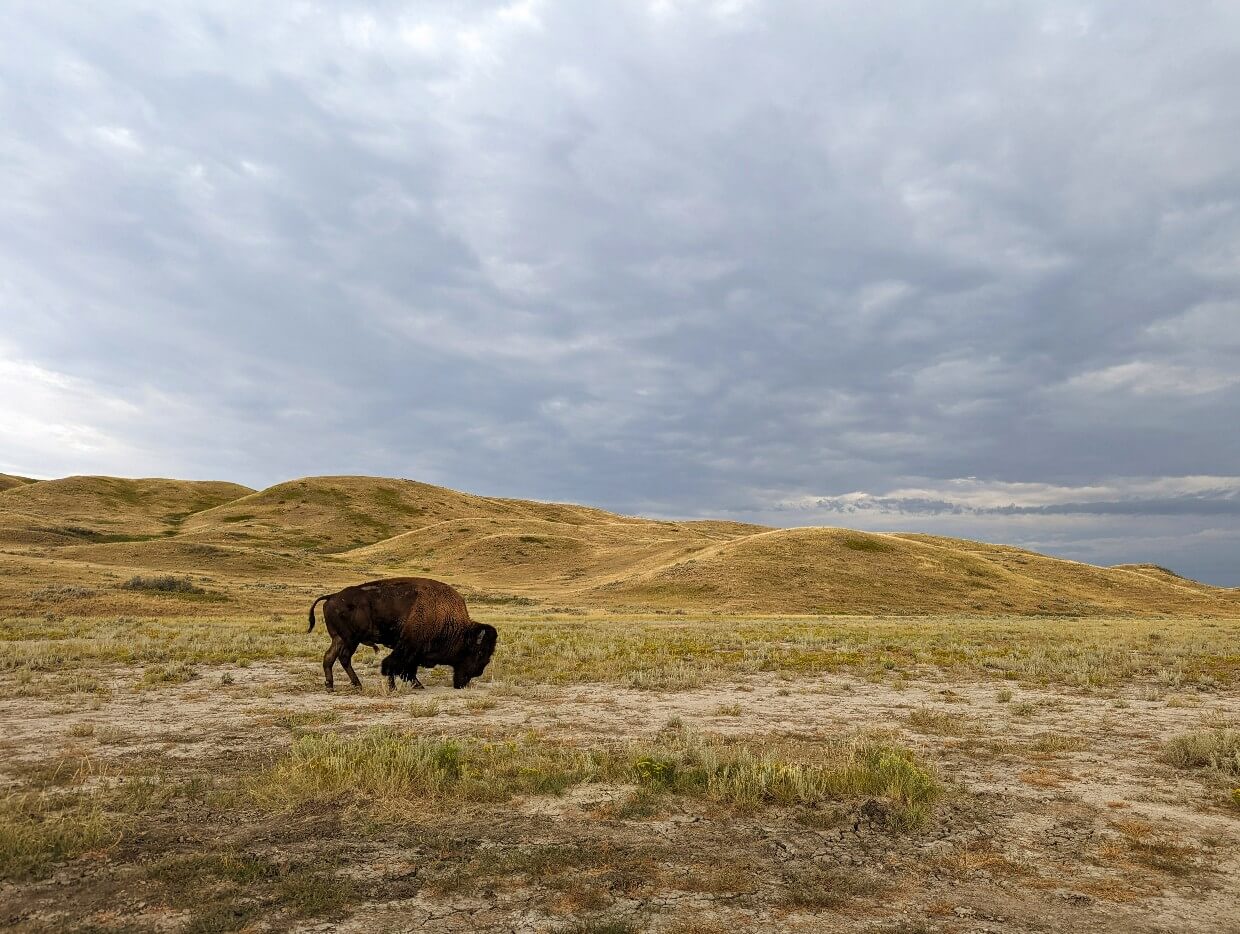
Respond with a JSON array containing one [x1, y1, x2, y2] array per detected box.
[[1, 1, 1238, 582]]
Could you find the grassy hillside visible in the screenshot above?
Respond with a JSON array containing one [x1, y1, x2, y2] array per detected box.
[[592, 527, 1239, 616], [178, 476, 639, 552], [345, 514, 759, 594], [0, 473, 35, 492], [1, 473, 1236, 618], [0, 476, 253, 544]]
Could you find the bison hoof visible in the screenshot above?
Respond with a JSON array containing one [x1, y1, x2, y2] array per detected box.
[[411, 682, 425, 691]]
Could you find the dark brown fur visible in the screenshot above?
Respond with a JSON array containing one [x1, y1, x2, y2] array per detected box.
[[307, 577, 497, 691]]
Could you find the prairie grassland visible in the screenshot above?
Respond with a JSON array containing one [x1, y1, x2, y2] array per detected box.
[[3, 612, 1236, 689], [1, 611, 1238, 933]]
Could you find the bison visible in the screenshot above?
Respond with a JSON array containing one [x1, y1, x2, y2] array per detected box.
[[307, 577, 497, 691]]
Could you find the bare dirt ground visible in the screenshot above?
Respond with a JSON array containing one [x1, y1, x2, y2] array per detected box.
[[3, 645, 1237, 934]]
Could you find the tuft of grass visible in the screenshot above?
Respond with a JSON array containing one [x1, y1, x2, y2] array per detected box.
[[714, 703, 743, 717], [140, 662, 198, 687], [408, 699, 440, 718], [623, 733, 941, 827], [0, 792, 116, 880], [249, 729, 595, 810], [151, 851, 279, 889], [1160, 728, 1240, 776], [1029, 733, 1087, 754], [905, 707, 972, 736], [151, 852, 357, 927], [276, 871, 360, 918]]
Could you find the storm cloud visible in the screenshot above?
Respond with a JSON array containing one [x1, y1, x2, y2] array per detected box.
[[1, 2, 1238, 582]]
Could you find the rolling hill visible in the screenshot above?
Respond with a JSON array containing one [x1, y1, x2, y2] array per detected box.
[[0, 476, 253, 545], [1, 473, 1236, 617], [0, 473, 35, 492]]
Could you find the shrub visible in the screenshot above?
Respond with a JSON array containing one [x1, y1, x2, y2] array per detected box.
[[1160, 729, 1240, 776], [141, 663, 198, 686], [28, 585, 97, 602], [120, 575, 204, 595]]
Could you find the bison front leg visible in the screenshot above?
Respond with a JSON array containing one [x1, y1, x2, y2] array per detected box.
[[408, 664, 424, 690], [338, 642, 363, 689], [323, 636, 344, 690]]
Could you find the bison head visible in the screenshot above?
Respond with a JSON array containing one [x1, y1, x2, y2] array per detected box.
[[452, 622, 498, 688]]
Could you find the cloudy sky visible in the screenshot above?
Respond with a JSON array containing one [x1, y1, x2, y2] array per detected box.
[[1, 2, 1238, 583]]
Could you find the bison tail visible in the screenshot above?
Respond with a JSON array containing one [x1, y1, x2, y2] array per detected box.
[[307, 594, 331, 633]]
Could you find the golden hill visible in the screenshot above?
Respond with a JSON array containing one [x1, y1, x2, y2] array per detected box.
[[0, 473, 35, 492], [0, 473, 1235, 618], [0, 475, 254, 544], [590, 527, 1238, 616]]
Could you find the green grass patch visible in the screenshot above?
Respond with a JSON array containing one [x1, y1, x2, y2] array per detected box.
[[0, 791, 116, 880], [248, 727, 940, 828]]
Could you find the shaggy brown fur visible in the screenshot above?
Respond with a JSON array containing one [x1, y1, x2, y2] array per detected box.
[[308, 577, 497, 690]]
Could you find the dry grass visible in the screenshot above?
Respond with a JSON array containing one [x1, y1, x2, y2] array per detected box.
[[905, 707, 974, 736], [782, 865, 888, 909], [2, 613, 1238, 693], [1160, 726, 1240, 808], [407, 699, 441, 718]]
